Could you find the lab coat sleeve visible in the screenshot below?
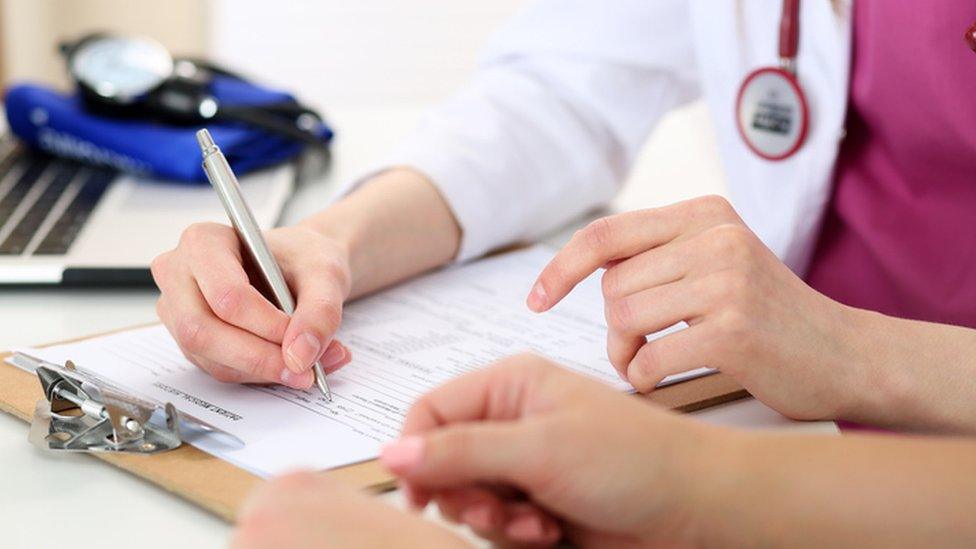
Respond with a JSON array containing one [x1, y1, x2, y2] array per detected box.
[[351, 0, 700, 261]]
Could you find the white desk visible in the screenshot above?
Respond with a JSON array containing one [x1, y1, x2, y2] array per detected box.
[[0, 105, 836, 548]]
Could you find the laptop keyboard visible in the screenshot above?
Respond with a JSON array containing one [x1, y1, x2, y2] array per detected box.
[[0, 139, 114, 257]]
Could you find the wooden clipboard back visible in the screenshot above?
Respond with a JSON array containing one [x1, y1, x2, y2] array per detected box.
[[0, 328, 747, 522]]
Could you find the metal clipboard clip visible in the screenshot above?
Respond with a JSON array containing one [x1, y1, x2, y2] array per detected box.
[[11, 352, 243, 455]]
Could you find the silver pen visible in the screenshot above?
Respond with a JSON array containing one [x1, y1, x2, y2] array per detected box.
[[196, 128, 333, 401]]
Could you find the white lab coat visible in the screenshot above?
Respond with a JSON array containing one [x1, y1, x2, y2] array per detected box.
[[364, 0, 852, 275]]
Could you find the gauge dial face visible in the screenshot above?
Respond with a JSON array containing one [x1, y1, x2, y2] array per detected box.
[[71, 36, 174, 102]]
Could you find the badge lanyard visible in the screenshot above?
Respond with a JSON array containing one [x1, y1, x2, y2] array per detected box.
[[736, 0, 809, 161]]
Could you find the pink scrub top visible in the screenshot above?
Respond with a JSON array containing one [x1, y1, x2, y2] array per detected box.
[[805, 0, 976, 329]]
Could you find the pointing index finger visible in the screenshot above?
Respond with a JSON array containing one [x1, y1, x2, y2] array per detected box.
[[528, 213, 670, 312], [527, 197, 740, 312]]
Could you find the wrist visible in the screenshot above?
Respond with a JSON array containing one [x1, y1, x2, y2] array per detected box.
[[799, 297, 903, 423], [292, 216, 355, 301], [830, 306, 918, 426], [296, 168, 434, 246], [652, 420, 749, 546], [295, 169, 429, 291], [296, 214, 354, 265], [296, 193, 364, 261], [838, 308, 976, 432], [298, 167, 460, 298], [832, 304, 975, 431]]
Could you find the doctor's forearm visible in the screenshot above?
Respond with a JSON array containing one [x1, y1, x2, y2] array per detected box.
[[299, 168, 461, 299]]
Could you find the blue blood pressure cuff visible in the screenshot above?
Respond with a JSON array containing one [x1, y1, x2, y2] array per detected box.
[[4, 76, 333, 183]]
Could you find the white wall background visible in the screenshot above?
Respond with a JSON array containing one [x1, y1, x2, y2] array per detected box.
[[210, 0, 525, 109], [210, 0, 727, 207]]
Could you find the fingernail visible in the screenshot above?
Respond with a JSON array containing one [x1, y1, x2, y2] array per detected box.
[[380, 436, 425, 473], [526, 282, 548, 312], [506, 514, 544, 541], [285, 331, 320, 373], [616, 367, 630, 383], [399, 482, 430, 512], [280, 368, 314, 390], [626, 363, 652, 394], [461, 504, 494, 532], [320, 343, 347, 369]]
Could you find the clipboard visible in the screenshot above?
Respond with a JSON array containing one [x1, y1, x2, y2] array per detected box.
[[0, 325, 747, 522]]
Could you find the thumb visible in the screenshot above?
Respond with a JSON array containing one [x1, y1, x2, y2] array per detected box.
[[281, 274, 346, 374], [381, 422, 544, 491]]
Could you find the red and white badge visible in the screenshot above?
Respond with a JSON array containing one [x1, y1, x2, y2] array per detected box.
[[736, 67, 808, 161], [736, 0, 808, 161]]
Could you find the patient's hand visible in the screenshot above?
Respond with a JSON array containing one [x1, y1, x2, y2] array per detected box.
[[231, 472, 467, 549], [383, 354, 731, 547], [151, 223, 352, 389]]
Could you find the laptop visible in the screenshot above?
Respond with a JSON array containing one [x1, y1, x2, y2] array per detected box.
[[0, 135, 293, 286]]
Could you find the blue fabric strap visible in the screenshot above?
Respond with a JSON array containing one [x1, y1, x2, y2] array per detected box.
[[4, 76, 332, 183]]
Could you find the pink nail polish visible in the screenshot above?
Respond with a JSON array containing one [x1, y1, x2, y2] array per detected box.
[[380, 436, 425, 473]]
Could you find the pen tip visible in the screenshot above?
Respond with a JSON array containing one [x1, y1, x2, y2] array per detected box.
[[314, 373, 333, 402], [196, 128, 216, 156]]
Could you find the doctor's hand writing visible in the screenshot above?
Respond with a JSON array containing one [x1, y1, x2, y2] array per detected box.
[[527, 195, 869, 421], [151, 222, 353, 390], [151, 168, 462, 390]]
